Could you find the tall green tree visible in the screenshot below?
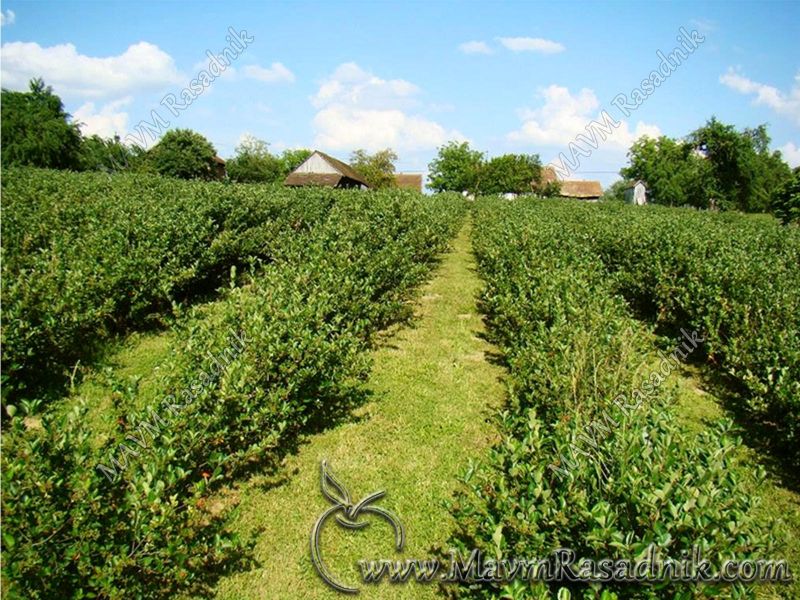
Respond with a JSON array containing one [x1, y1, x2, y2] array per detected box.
[[427, 141, 484, 194], [688, 118, 791, 212], [149, 129, 217, 180], [1, 78, 82, 169], [773, 167, 800, 225], [226, 136, 281, 183], [479, 153, 542, 195], [78, 134, 136, 172], [621, 136, 714, 207], [350, 148, 398, 189]]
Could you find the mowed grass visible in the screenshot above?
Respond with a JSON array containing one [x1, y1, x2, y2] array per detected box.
[[670, 363, 800, 600], [211, 222, 505, 599], [51, 330, 175, 447]]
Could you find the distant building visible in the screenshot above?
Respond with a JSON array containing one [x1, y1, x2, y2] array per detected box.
[[539, 166, 602, 201], [625, 180, 647, 205], [557, 180, 603, 201], [284, 150, 370, 189], [212, 155, 226, 179], [394, 173, 423, 192]]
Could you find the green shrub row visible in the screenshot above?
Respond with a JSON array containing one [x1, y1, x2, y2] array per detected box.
[[1, 168, 340, 404], [448, 199, 775, 599], [543, 202, 800, 463], [1, 188, 465, 598]]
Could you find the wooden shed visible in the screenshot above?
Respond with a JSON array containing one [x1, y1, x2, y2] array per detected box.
[[558, 180, 603, 201], [284, 151, 369, 189], [625, 180, 647, 205]]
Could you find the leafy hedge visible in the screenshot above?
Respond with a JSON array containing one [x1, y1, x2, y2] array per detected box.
[[2, 184, 465, 598], [546, 202, 800, 463], [448, 199, 776, 599], [1, 168, 340, 405]]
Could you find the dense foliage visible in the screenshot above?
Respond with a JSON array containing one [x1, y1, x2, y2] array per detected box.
[[428, 141, 544, 196], [78, 134, 149, 173], [1, 174, 466, 598], [560, 202, 800, 462], [428, 141, 485, 194], [621, 118, 792, 214], [479, 153, 541, 195], [772, 167, 800, 225], [449, 199, 781, 599], [1, 78, 83, 169], [350, 148, 398, 189], [148, 129, 218, 180], [225, 136, 282, 183], [225, 137, 313, 184], [0, 168, 341, 405]]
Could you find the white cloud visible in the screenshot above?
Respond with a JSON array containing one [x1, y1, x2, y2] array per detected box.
[[720, 68, 800, 125], [507, 84, 660, 149], [73, 97, 132, 138], [242, 62, 295, 83], [0, 41, 182, 98], [312, 62, 418, 110], [1, 9, 15, 26], [498, 36, 565, 54], [780, 142, 800, 168], [459, 40, 492, 55], [311, 62, 464, 152], [689, 18, 716, 34]]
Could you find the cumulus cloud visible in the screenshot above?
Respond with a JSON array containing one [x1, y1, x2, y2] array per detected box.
[[311, 62, 464, 151], [0, 41, 182, 98], [459, 40, 492, 55], [73, 97, 132, 138], [507, 84, 660, 149], [242, 62, 295, 83], [781, 142, 800, 168], [1, 9, 15, 26], [720, 68, 800, 125], [498, 36, 565, 54]]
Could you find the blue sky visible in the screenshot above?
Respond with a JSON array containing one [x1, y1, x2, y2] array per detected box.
[[1, 0, 799, 186]]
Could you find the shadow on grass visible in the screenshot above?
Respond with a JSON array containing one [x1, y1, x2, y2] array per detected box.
[[688, 363, 800, 493]]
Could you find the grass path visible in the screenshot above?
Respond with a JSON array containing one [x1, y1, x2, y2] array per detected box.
[[670, 364, 800, 599], [212, 222, 505, 599]]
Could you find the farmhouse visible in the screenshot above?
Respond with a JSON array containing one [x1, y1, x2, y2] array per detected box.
[[541, 166, 603, 201], [284, 150, 370, 189], [625, 180, 647, 205], [394, 173, 423, 192]]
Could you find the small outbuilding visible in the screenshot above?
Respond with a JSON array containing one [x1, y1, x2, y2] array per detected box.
[[211, 156, 226, 179], [558, 180, 603, 201], [284, 150, 370, 189], [394, 173, 423, 192], [538, 166, 603, 201], [625, 180, 647, 205]]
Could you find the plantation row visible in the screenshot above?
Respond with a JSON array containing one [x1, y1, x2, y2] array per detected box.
[[544, 202, 800, 463], [449, 199, 777, 599], [1, 168, 342, 405], [1, 177, 465, 598]]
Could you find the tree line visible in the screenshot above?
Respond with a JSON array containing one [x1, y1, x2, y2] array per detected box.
[[603, 117, 799, 223], [1, 78, 796, 222]]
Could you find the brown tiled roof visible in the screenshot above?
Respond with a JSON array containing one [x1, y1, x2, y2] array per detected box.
[[558, 180, 603, 198], [284, 172, 343, 187], [283, 151, 370, 188], [314, 151, 369, 187], [394, 173, 423, 191], [212, 155, 225, 164], [541, 166, 558, 184]]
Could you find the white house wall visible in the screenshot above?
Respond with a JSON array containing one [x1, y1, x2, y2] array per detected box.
[[295, 153, 340, 174]]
